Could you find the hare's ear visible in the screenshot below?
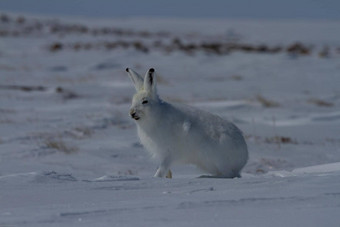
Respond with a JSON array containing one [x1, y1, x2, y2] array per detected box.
[[126, 68, 144, 91], [144, 68, 157, 95]]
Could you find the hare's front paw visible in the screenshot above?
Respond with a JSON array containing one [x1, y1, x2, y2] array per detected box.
[[154, 168, 172, 179], [166, 170, 172, 179]]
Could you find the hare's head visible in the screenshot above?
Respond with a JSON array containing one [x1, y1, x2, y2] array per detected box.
[[126, 68, 159, 122]]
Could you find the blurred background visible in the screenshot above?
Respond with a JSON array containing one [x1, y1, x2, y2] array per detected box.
[[1, 0, 340, 20]]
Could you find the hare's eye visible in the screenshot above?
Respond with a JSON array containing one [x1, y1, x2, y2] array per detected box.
[[142, 100, 148, 104]]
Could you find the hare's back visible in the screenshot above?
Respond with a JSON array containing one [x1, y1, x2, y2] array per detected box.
[[174, 103, 246, 147]]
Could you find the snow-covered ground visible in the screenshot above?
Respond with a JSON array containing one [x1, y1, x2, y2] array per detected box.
[[0, 13, 340, 226]]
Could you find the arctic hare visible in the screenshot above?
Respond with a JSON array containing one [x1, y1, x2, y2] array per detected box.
[[126, 68, 248, 178]]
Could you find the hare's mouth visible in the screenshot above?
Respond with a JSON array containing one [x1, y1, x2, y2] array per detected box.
[[130, 111, 140, 120], [131, 114, 140, 120]]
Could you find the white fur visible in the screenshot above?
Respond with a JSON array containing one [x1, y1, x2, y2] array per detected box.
[[126, 68, 248, 178]]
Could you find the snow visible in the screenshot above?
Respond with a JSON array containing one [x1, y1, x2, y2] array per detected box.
[[0, 12, 340, 226]]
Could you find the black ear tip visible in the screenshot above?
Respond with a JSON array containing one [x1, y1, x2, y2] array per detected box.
[[125, 68, 129, 72], [149, 68, 155, 73]]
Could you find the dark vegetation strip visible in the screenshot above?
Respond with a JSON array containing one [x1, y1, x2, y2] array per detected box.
[[0, 85, 47, 92], [48, 39, 316, 56], [1, 13, 337, 56], [0, 13, 169, 38]]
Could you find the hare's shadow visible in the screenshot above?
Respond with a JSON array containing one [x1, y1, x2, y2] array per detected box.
[[198, 174, 241, 179]]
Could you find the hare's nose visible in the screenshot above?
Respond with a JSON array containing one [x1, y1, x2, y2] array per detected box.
[[130, 109, 140, 120], [130, 109, 136, 118]]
